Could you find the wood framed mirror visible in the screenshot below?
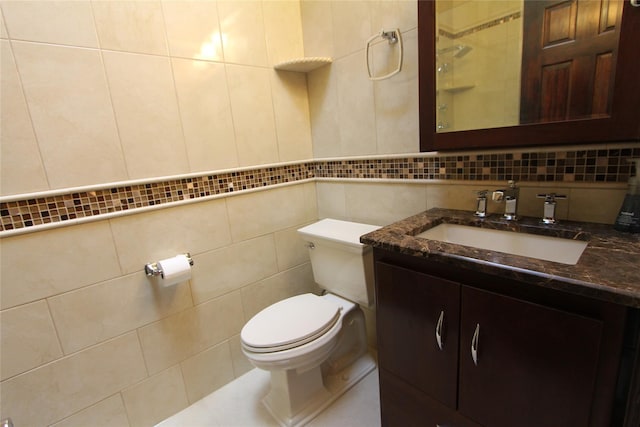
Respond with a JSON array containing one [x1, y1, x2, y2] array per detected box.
[[419, 0, 640, 152]]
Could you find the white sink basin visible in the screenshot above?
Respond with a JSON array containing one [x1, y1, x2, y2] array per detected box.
[[416, 223, 588, 265]]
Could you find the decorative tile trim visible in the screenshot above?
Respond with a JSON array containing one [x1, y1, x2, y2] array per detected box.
[[2, 146, 639, 234], [314, 147, 640, 182], [438, 11, 521, 40], [1, 163, 314, 233]]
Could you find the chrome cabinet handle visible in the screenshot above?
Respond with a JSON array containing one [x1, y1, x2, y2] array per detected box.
[[471, 323, 480, 366], [435, 310, 445, 350]]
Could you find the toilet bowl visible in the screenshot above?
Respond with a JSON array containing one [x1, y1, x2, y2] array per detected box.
[[240, 219, 380, 427]]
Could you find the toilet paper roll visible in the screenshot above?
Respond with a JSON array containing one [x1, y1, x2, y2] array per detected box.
[[156, 255, 192, 287]]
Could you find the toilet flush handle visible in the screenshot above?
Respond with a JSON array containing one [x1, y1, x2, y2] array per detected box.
[[306, 242, 315, 249]]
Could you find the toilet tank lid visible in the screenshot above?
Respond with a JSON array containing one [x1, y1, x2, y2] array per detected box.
[[297, 219, 381, 247]]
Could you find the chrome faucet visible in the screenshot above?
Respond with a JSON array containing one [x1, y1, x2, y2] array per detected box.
[[536, 193, 567, 224], [492, 180, 519, 220], [474, 190, 488, 217]]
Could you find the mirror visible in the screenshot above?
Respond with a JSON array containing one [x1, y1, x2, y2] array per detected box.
[[436, 0, 524, 132], [420, 0, 640, 151]]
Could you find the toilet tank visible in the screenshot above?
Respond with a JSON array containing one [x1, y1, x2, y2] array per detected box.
[[297, 219, 381, 307]]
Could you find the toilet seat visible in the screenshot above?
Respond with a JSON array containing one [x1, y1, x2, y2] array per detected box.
[[241, 294, 341, 353]]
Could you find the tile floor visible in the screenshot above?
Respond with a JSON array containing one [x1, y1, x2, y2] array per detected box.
[[157, 367, 381, 427]]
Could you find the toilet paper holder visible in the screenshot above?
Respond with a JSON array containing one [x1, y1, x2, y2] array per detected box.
[[145, 253, 194, 277]]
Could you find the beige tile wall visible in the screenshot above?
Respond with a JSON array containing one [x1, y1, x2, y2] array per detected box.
[[1, 2, 320, 424], [0, 182, 319, 426], [0, 0, 312, 197], [303, 0, 419, 157]]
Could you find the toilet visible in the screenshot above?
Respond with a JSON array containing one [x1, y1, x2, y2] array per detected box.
[[240, 218, 381, 427]]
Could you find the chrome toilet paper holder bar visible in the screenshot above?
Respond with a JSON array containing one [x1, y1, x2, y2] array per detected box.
[[145, 253, 193, 277]]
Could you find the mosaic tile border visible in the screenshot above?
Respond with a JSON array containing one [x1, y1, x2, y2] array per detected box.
[[315, 147, 640, 182], [1, 163, 314, 233], [438, 11, 521, 40], [2, 147, 639, 233]]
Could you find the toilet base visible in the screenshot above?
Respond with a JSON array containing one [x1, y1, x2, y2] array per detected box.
[[262, 352, 376, 427]]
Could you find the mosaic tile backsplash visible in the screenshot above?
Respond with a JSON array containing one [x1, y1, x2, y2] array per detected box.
[[2, 147, 639, 233]]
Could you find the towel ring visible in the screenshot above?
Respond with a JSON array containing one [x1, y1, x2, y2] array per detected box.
[[366, 28, 403, 81]]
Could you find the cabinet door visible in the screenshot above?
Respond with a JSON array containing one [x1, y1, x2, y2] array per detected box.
[[459, 286, 603, 427], [376, 261, 460, 407]]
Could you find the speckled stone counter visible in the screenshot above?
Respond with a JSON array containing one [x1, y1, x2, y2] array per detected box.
[[361, 208, 640, 308]]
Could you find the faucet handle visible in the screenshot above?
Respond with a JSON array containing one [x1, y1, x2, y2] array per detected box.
[[475, 189, 488, 198], [536, 193, 567, 202]]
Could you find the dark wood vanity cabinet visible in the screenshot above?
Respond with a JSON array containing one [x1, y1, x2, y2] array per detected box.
[[375, 254, 633, 427]]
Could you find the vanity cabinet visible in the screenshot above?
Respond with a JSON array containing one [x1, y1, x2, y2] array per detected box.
[[375, 255, 631, 427]]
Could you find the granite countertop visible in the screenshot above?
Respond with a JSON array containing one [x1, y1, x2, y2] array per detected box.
[[361, 208, 640, 308]]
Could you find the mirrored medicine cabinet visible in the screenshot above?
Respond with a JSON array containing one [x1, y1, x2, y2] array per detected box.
[[419, 0, 640, 151]]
